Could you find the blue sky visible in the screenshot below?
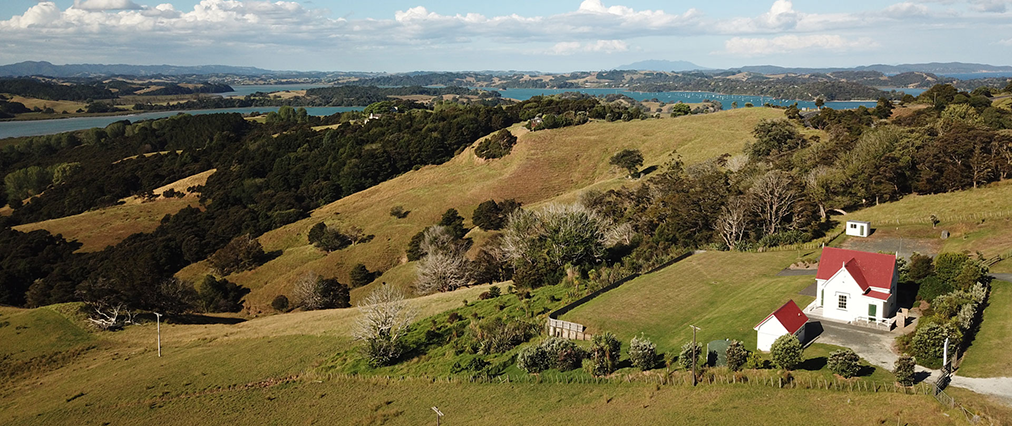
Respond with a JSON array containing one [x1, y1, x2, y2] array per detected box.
[[1, 0, 1010, 72]]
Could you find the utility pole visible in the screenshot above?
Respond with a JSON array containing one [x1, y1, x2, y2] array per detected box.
[[154, 312, 162, 357], [431, 406, 444, 426], [689, 325, 701, 386]]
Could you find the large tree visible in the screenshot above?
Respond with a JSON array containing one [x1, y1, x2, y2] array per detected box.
[[749, 170, 798, 236], [610, 149, 644, 178]]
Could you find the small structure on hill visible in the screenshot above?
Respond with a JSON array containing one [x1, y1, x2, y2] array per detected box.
[[810, 247, 898, 329], [754, 300, 809, 352], [845, 220, 871, 238]]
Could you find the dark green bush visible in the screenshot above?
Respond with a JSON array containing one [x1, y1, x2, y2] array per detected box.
[[271, 295, 289, 312], [827, 348, 860, 378], [474, 129, 518, 159]]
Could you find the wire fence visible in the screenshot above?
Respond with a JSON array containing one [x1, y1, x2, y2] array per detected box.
[[871, 209, 1012, 227]]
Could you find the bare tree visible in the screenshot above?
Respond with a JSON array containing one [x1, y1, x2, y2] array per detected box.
[[87, 303, 128, 330], [749, 170, 798, 236], [716, 196, 750, 250], [292, 271, 322, 310], [416, 251, 471, 294], [354, 284, 416, 366], [420, 225, 456, 256]]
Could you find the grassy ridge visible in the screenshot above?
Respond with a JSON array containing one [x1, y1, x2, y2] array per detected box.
[[564, 251, 815, 354], [236, 108, 785, 310]]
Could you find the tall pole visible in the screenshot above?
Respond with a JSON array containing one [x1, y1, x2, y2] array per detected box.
[[690, 325, 701, 386], [155, 312, 162, 357], [943, 336, 949, 371]]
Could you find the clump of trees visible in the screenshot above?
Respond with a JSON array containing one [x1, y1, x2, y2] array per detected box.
[[416, 226, 472, 294], [196, 275, 249, 313], [308, 222, 372, 252], [472, 199, 521, 231], [679, 341, 701, 370], [501, 203, 610, 289], [292, 272, 350, 310], [475, 129, 518, 159], [207, 234, 266, 276], [517, 337, 586, 373]]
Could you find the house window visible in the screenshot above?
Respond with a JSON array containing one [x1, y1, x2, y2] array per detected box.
[[850, 223, 857, 229], [838, 295, 848, 310]]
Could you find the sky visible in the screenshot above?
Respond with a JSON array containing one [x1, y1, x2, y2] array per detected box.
[[1, 0, 1011, 72]]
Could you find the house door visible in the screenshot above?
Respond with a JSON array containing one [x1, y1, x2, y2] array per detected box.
[[868, 304, 877, 318], [859, 225, 865, 236], [820, 289, 824, 306]]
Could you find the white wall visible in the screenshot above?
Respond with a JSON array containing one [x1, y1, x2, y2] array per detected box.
[[756, 319, 788, 352]]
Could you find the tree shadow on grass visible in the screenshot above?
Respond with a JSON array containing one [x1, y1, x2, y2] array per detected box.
[[639, 165, 659, 177], [798, 356, 827, 371], [169, 314, 246, 325], [855, 364, 877, 377]]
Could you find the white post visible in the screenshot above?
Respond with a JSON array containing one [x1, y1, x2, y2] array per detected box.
[[155, 312, 162, 357], [942, 336, 949, 369]]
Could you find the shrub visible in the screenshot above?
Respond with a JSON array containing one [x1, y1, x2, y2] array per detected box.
[[587, 332, 621, 376], [517, 345, 551, 373], [679, 341, 701, 370], [770, 334, 803, 370], [725, 340, 749, 372], [349, 263, 373, 287], [540, 337, 585, 371], [629, 335, 658, 370], [609, 149, 644, 178], [827, 349, 861, 378], [307, 222, 352, 252], [894, 354, 916, 386], [470, 317, 538, 354], [389, 205, 408, 218], [911, 321, 961, 367], [271, 295, 289, 312], [744, 352, 768, 370], [917, 275, 952, 302], [478, 291, 492, 300], [487, 286, 501, 298], [474, 129, 518, 159], [406, 230, 426, 261]]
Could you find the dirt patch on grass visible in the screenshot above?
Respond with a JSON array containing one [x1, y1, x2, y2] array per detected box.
[[839, 229, 943, 259]]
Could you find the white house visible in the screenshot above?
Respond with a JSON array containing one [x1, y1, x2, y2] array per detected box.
[[845, 220, 871, 238], [814, 247, 898, 325], [754, 300, 809, 352]]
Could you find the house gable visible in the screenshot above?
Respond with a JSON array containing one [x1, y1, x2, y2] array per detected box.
[[816, 247, 896, 292]]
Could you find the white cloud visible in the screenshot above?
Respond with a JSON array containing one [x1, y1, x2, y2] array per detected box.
[[998, 38, 1012, 45], [724, 35, 879, 56], [548, 40, 628, 55], [884, 2, 931, 18], [74, 0, 143, 11]]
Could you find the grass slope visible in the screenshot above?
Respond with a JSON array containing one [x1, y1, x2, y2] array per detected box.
[[841, 180, 1012, 258], [563, 251, 816, 354], [236, 108, 785, 310], [956, 280, 1012, 378], [12, 198, 198, 252]]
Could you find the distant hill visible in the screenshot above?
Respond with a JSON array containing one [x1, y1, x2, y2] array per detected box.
[[615, 60, 711, 72], [0, 61, 275, 77], [738, 62, 1012, 76]]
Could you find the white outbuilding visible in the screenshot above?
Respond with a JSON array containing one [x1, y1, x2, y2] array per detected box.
[[845, 220, 871, 238], [753, 300, 809, 352]]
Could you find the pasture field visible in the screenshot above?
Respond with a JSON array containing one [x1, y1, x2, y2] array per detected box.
[[12, 197, 198, 252], [238, 108, 786, 310]]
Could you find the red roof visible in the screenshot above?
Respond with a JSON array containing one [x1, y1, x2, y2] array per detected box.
[[816, 247, 896, 291], [754, 300, 808, 334]]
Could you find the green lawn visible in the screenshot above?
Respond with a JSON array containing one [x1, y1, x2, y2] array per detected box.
[[563, 251, 815, 355], [957, 280, 1012, 378]]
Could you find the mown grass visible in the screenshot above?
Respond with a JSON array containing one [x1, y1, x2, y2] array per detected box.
[[12, 197, 198, 252], [1, 375, 965, 426], [956, 280, 1012, 378], [563, 251, 816, 354], [238, 108, 786, 311]]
